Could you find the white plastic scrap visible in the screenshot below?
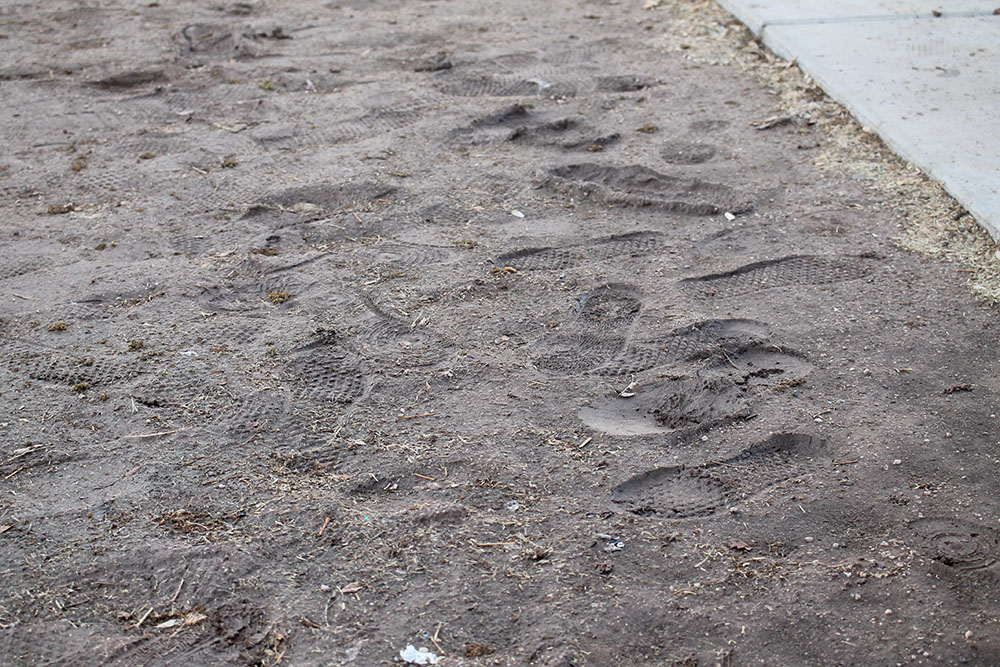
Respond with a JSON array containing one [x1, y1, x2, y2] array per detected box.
[[525, 78, 551, 93], [400, 645, 441, 665], [619, 381, 640, 398]]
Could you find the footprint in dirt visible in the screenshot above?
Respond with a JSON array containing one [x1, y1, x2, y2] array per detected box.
[[175, 23, 266, 60], [610, 433, 829, 517], [343, 292, 449, 368], [246, 181, 399, 217], [283, 335, 371, 406], [533, 284, 642, 375], [681, 254, 879, 299], [689, 119, 730, 133], [595, 75, 658, 93], [87, 68, 172, 91], [581, 375, 752, 436], [496, 231, 665, 272], [592, 318, 771, 377], [65, 545, 266, 665], [268, 407, 350, 468], [128, 358, 233, 418], [434, 54, 581, 99], [661, 139, 718, 165], [544, 163, 752, 215], [361, 240, 458, 266], [450, 104, 619, 150], [431, 49, 655, 98], [580, 322, 813, 435], [908, 517, 1000, 579], [1, 338, 134, 389], [251, 106, 425, 149], [212, 388, 290, 439], [508, 120, 620, 151], [0, 253, 54, 281], [176, 20, 294, 60], [436, 71, 578, 98]]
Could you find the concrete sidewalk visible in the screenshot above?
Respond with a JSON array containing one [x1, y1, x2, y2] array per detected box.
[[716, 0, 1000, 240]]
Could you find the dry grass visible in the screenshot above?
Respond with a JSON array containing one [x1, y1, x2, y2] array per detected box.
[[650, 0, 1000, 303]]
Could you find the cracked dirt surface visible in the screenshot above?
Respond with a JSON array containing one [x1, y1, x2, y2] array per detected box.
[[1, 1, 999, 665]]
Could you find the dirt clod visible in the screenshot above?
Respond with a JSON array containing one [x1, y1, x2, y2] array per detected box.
[[267, 290, 291, 304], [465, 643, 495, 657]]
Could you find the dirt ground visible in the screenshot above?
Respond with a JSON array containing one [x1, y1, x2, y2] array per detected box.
[[2, 1, 1000, 665]]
